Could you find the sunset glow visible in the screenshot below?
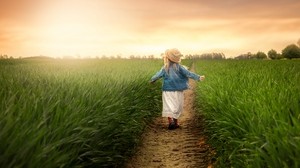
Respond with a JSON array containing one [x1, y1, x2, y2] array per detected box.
[[0, 0, 299, 58]]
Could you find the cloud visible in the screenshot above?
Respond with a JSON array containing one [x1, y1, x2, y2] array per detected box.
[[0, 0, 300, 57]]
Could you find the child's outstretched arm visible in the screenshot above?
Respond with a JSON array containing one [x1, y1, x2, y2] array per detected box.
[[149, 68, 165, 83], [179, 65, 204, 81]]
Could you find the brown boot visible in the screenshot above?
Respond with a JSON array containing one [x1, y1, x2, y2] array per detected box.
[[168, 117, 176, 130], [173, 118, 180, 128]]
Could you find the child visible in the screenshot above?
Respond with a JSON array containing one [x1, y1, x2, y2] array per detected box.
[[150, 48, 205, 130]]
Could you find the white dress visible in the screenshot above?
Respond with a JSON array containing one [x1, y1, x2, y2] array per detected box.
[[162, 91, 184, 119]]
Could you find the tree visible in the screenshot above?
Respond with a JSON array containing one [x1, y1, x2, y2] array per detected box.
[[267, 49, 279, 60], [297, 38, 300, 47], [147, 55, 154, 59], [282, 44, 300, 59], [255, 51, 267, 59], [101, 55, 108, 59], [247, 52, 252, 59]]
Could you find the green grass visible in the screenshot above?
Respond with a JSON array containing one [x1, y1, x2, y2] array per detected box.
[[0, 59, 163, 167], [194, 60, 300, 168], [4, 58, 298, 167]]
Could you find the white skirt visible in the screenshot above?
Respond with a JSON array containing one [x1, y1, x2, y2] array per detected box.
[[162, 91, 184, 119]]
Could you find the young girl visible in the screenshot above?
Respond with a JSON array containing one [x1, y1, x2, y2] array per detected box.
[[150, 48, 205, 130]]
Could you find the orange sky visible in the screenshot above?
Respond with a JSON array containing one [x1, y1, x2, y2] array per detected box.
[[0, 0, 299, 58]]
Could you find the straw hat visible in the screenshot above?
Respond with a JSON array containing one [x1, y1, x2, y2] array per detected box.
[[165, 48, 183, 63]]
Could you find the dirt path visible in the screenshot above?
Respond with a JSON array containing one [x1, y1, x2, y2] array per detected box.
[[125, 77, 214, 168]]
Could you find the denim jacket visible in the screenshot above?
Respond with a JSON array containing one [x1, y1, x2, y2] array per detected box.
[[150, 63, 200, 91]]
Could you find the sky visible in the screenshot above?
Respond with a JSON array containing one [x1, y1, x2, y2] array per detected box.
[[0, 0, 299, 58]]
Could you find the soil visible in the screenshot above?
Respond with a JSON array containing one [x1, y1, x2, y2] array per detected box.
[[125, 78, 215, 168]]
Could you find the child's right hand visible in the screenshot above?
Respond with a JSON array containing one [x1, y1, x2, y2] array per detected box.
[[199, 75, 205, 81]]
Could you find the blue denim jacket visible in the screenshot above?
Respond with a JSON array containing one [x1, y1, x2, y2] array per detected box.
[[150, 64, 200, 91]]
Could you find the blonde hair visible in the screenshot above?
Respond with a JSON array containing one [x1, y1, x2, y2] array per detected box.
[[164, 56, 179, 74]]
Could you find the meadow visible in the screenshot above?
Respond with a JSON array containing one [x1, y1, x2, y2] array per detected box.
[[0, 58, 299, 168], [0, 59, 164, 167], [194, 60, 300, 168]]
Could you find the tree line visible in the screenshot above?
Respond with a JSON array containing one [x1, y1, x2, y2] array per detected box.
[[1, 40, 300, 60], [191, 42, 300, 60], [234, 43, 300, 60]]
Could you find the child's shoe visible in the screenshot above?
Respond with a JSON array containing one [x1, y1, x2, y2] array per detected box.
[[173, 118, 180, 128], [168, 121, 176, 130]]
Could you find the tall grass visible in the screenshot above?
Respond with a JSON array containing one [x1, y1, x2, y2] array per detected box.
[[0, 59, 163, 167], [194, 60, 300, 168]]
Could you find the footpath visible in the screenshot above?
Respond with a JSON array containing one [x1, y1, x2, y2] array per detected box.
[[125, 76, 214, 168]]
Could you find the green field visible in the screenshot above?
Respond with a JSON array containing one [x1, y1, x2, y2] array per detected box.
[[194, 60, 300, 168], [0, 59, 164, 167], [0, 59, 299, 167]]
